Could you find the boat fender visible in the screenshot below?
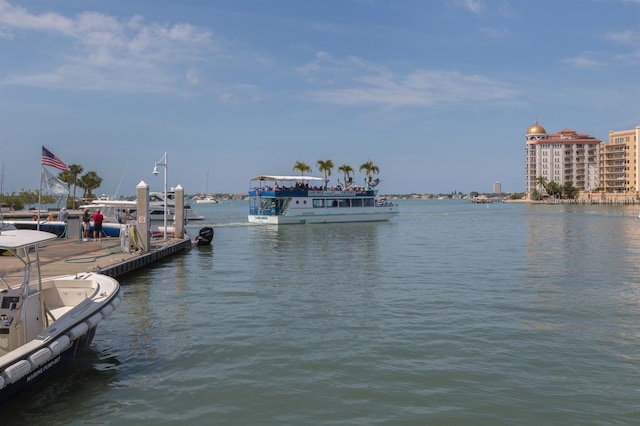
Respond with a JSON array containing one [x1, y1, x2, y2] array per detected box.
[[28, 347, 53, 369], [49, 335, 71, 356], [110, 294, 122, 310], [3, 360, 31, 384], [101, 304, 115, 319], [0, 375, 5, 389], [67, 322, 89, 340], [85, 313, 103, 329]]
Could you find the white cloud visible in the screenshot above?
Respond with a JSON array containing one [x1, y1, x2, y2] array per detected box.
[[0, 0, 221, 94], [453, 0, 485, 14], [606, 30, 640, 44], [299, 53, 521, 109], [0, 0, 74, 35], [562, 55, 603, 69], [479, 26, 511, 38], [186, 69, 200, 86]]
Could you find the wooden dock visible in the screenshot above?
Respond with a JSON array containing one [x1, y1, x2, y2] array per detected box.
[[0, 235, 192, 281]]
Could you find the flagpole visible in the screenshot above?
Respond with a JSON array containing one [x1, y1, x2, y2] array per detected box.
[[37, 166, 43, 231]]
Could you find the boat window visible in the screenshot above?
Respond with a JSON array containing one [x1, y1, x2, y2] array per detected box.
[[338, 199, 350, 207], [351, 198, 363, 207], [313, 199, 324, 208], [363, 198, 374, 207]]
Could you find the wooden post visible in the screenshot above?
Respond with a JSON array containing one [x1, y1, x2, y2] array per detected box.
[[174, 184, 184, 239], [136, 181, 150, 252]]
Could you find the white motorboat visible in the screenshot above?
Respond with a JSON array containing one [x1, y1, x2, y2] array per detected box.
[[248, 175, 399, 225], [194, 196, 219, 204], [149, 191, 205, 221], [0, 230, 122, 404]]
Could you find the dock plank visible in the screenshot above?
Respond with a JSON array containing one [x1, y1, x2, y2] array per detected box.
[[0, 236, 191, 280]]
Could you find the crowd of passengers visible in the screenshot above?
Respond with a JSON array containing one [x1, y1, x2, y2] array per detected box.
[[254, 182, 369, 193]]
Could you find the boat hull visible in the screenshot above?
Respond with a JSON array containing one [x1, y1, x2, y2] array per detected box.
[[4, 221, 67, 237], [194, 198, 218, 204], [0, 324, 99, 404], [249, 209, 398, 224]]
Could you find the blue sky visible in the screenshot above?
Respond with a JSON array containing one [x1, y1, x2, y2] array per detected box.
[[1, 0, 639, 196]]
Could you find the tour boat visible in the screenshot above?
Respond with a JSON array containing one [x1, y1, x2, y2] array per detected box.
[[248, 175, 399, 225], [0, 230, 122, 404]]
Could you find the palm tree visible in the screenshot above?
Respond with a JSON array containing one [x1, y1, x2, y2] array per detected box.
[[359, 160, 379, 188], [59, 164, 83, 209], [317, 159, 334, 189], [534, 176, 548, 193], [293, 161, 312, 176], [338, 164, 354, 187], [79, 171, 103, 200]]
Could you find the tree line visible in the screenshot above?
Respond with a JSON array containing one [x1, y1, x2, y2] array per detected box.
[[530, 176, 579, 201], [0, 164, 102, 211]]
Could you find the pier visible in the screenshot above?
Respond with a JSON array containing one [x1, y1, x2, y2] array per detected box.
[[0, 235, 191, 281], [1, 181, 195, 280]]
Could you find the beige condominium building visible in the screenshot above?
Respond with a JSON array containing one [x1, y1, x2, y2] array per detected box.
[[601, 126, 640, 193], [525, 121, 602, 195]]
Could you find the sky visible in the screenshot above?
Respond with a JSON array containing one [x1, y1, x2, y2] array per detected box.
[[1, 0, 639, 196]]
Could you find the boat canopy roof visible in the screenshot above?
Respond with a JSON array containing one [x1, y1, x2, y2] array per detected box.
[[250, 175, 324, 182], [0, 230, 57, 250], [80, 200, 137, 209]]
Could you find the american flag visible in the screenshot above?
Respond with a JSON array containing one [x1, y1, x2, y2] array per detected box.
[[41, 146, 69, 171]]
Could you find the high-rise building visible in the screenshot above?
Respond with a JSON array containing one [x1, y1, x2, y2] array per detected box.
[[493, 181, 501, 194], [525, 121, 602, 194], [601, 126, 640, 193]]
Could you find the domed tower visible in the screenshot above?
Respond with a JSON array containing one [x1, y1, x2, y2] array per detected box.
[[526, 120, 547, 141], [525, 120, 548, 195]]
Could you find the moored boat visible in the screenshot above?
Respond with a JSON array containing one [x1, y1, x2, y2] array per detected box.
[[149, 191, 205, 221], [248, 175, 398, 225], [1, 220, 67, 237], [79, 200, 179, 239], [0, 230, 122, 404]]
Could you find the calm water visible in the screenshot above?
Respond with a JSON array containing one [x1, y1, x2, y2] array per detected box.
[[5, 200, 640, 425]]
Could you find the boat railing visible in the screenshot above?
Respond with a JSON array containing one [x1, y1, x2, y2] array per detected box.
[[251, 188, 375, 197]]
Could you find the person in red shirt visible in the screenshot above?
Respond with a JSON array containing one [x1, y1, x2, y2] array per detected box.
[[93, 209, 104, 242]]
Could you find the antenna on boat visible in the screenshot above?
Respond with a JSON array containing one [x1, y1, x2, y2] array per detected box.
[[112, 167, 128, 199]]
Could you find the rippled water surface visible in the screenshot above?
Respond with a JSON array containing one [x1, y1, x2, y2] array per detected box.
[[5, 200, 640, 425]]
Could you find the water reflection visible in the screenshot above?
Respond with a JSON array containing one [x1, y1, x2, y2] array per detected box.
[[247, 223, 382, 286]]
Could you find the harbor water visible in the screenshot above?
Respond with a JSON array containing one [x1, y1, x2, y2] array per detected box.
[[5, 200, 640, 425]]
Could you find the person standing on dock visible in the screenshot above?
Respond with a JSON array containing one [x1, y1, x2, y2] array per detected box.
[[59, 207, 68, 223], [93, 209, 104, 242], [82, 208, 91, 242]]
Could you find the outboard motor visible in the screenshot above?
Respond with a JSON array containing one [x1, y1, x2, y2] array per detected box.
[[195, 226, 214, 246]]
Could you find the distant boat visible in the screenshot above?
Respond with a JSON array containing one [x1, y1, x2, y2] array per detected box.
[[194, 170, 219, 204], [0, 230, 122, 403], [194, 196, 219, 204], [248, 175, 399, 225]]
